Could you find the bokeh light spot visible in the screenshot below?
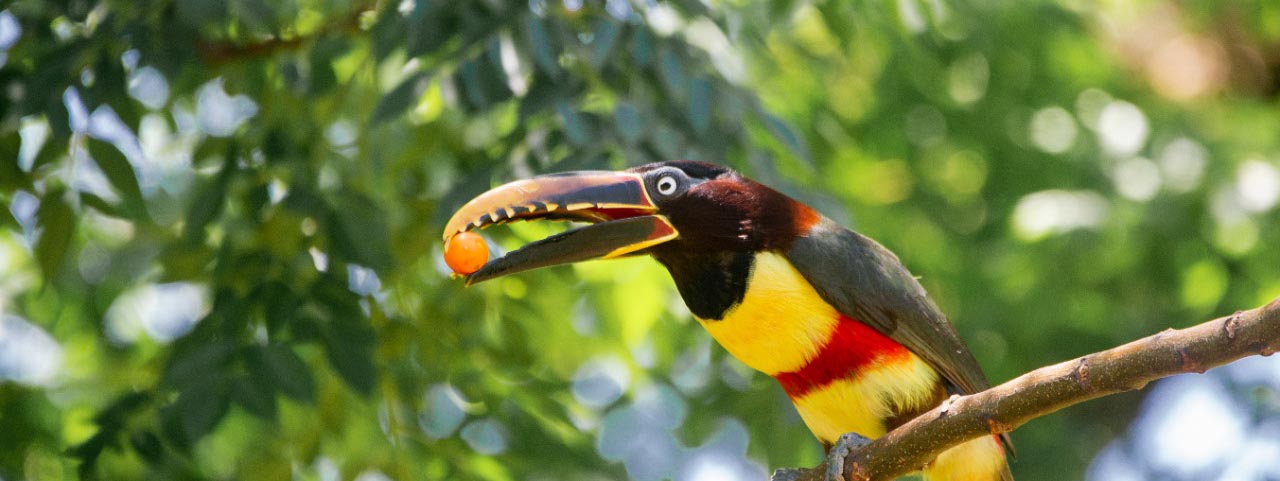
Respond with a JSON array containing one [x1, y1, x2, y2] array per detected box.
[[1234, 159, 1280, 213], [128, 67, 170, 110], [460, 418, 510, 455], [948, 53, 989, 104], [906, 105, 946, 146], [1112, 157, 1161, 201], [419, 383, 468, 439], [0, 10, 21, 50], [605, 0, 631, 20], [1180, 259, 1227, 311], [1075, 88, 1112, 131], [1011, 190, 1108, 240], [573, 356, 631, 409], [0, 314, 63, 386], [105, 282, 211, 343], [1030, 106, 1077, 154], [671, 339, 712, 394], [1133, 376, 1244, 476], [1097, 100, 1149, 155], [1086, 441, 1143, 481], [1158, 138, 1207, 193], [347, 264, 382, 296], [353, 469, 393, 481], [196, 79, 258, 137]]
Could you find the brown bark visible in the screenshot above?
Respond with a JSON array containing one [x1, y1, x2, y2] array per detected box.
[[774, 298, 1280, 481]]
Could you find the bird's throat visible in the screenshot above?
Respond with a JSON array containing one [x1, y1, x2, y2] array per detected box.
[[658, 249, 754, 320]]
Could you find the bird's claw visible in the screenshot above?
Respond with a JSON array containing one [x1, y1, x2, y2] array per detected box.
[[825, 432, 872, 481], [770, 467, 806, 481]]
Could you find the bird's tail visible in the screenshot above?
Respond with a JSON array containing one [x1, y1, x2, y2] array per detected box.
[[921, 434, 1012, 481]]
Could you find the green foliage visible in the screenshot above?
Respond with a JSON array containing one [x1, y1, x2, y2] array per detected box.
[[1, 1, 1279, 481]]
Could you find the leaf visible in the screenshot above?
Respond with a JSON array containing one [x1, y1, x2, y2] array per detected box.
[[128, 430, 164, 465], [69, 432, 109, 478], [175, 0, 228, 28], [614, 102, 648, 144], [73, 392, 147, 475], [0, 134, 30, 193], [657, 47, 688, 102], [164, 341, 236, 389], [630, 28, 653, 66], [761, 112, 811, 161], [246, 345, 315, 402], [371, 6, 407, 60], [92, 392, 152, 429], [231, 375, 278, 421], [27, 48, 75, 141], [260, 282, 300, 334], [191, 136, 229, 167], [525, 16, 560, 77], [327, 193, 394, 272], [407, 0, 459, 57], [281, 184, 326, 218], [86, 138, 149, 221], [518, 74, 564, 121], [231, 0, 276, 34], [648, 123, 686, 160], [290, 314, 324, 344], [31, 135, 64, 173], [770, 0, 798, 20], [323, 318, 377, 396], [244, 180, 271, 215], [79, 192, 125, 218], [184, 148, 235, 242], [0, 200, 16, 231], [158, 241, 213, 281], [172, 377, 231, 445], [34, 189, 75, 281], [456, 52, 514, 110], [687, 77, 713, 135], [557, 101, 595, 147], [590, 19, 623, 69], [307, 37, 347, 97], [313, 279, 377, 395], [371, 71, 429, 125]]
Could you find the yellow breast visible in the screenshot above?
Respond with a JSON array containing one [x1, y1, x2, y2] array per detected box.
[[694, 251, 944, 442], [790, 354, 940, 441], [697, 252, 839, 375]]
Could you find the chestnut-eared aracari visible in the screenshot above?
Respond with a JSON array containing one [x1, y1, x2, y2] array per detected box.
[[444, 161, 1012, 481]]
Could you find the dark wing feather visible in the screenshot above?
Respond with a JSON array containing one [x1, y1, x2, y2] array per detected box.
[[786, 218, 1015, 458], [786, 218, 990, 393]]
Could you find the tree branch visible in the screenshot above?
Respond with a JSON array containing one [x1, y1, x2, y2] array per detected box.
[[774, 298, 1280, 481], [196, 4, 370, 66]]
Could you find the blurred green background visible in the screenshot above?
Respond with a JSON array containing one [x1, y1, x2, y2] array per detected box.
[[2, 0, 1280, 480]]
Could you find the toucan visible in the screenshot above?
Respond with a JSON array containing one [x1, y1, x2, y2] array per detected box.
[[443, 161, 1013, 481]]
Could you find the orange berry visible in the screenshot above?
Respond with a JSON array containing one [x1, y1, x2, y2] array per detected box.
[[444, 231, 489, 275]]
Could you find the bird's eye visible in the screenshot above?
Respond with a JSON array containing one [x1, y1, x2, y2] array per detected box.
[[656, 175, 679, 196]]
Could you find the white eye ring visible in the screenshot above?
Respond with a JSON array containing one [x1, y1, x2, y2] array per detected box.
[[656, 175, 678, 196]]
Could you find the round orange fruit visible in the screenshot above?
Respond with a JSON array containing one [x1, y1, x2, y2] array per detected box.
[[444, 231, 488, 275]]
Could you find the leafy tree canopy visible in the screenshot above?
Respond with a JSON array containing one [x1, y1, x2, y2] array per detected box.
[[1, 1, 1279, 480]]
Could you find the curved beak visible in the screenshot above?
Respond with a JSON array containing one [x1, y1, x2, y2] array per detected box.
[[443, 171, 680, 285]]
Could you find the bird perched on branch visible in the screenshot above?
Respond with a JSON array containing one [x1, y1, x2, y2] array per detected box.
[[443, 161, 1012, 481]]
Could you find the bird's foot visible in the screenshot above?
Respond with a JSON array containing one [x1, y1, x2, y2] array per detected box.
[[825, 432, 873, 481], [770, 467, 808, 481]]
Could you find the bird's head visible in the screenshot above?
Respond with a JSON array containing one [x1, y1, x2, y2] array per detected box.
[[443, 161, 820, 286]]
